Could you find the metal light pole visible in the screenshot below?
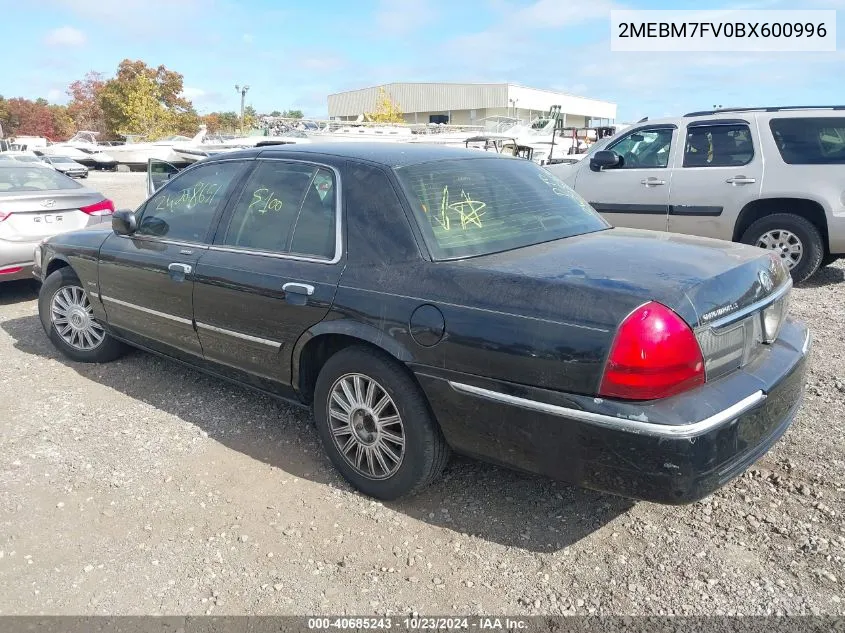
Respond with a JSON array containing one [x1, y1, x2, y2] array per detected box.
[[235, 84, 250, 135]]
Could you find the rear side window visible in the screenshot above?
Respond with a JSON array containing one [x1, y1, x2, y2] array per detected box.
[[221, 161, 337, 259], [683, 124, 754, 167], [395, 157, 608, 260], [769, 117, 845, 164]]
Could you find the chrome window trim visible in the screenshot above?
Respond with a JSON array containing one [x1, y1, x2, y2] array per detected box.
[[448, 381, 767, 439], [116, 234, 211, 250], [802, 328, 812, 355], [195, 321, 280, 349], [703, 277, 792, 331], [100, 295, 192, 325], [214, 157, 344, 265]]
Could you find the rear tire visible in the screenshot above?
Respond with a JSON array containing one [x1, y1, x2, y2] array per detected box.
[[312, 345, 449, 500], [740, 213, 823, 284], [38, 267, 126, 363]]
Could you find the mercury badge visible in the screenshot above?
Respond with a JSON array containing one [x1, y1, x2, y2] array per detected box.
[[758, 269, 774, 293]]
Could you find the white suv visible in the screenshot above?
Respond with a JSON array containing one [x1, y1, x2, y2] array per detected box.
[[546, 106, 845, 282]]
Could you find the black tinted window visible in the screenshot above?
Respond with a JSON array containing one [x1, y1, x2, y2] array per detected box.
[[222, 161, 337, 259], [396, 158, 607, 260], [138, 161, 244, 242], [770, 117, 845, 164], [683, 124, 754, 167], [608, 128, 673, 168]]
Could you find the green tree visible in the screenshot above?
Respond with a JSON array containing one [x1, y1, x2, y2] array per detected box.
[[100, 59, 199, 140], [216, 111, 239, 133], [243, 104, 258, 132]]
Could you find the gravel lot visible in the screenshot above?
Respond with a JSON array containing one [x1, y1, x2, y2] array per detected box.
[[1, 170, 844, 616]]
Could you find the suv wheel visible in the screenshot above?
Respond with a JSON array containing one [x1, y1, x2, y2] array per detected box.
[[740, 213, 823, 284], [312, 346, 450, 500], [38, 267, 126, 363]]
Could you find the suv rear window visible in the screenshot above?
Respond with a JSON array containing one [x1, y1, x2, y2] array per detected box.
[[769, 117, 845, 164], [395, 157, 608, 260]]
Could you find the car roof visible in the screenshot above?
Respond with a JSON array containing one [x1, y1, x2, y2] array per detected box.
[[255, 142, 507, 168]]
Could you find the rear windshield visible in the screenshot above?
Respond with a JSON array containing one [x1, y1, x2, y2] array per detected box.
[[769, 117, 845, 164], [0, 166, 82, 192], [395, 157, 608, 259]]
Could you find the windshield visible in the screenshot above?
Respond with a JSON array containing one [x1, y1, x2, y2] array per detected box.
[[395, 157, 608, 260], [13, 155, 42, 163], [0, 166, 82, 191], [50, 156, 76, 163]]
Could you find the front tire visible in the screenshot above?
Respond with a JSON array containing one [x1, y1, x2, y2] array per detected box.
[[38, 267, 126, 363], [313, 346, 449, 500], [740, 213, 823, 284]]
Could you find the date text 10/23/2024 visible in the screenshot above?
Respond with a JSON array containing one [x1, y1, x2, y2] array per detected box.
[[307, 617, 530, 630]]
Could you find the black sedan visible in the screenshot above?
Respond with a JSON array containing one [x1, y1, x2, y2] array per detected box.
[[33, 144, 810, 503]]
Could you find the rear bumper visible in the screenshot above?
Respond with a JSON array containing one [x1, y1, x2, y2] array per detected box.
[[0, 239, 40, 281], [415, 318, 810, 504]]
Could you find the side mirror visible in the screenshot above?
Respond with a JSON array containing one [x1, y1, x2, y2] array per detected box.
[[112, 209, 137, 235], [590, 150, 622, 172]]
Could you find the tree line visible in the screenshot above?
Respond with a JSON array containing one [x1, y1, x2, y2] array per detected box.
[[0, 59, 305, 142]]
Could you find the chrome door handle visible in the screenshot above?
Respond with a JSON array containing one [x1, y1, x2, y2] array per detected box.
[[640, 178, 666, 186], [168, 263, 193, 275], [726, 176, 756, 185], [282, 282, 315, 296]]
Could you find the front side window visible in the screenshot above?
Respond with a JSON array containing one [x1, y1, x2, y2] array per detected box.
[[608, 128, 674, 169], [683, 124, 754, 167], [137, 161, 244, 243], [770, 117, 845, 164], [221, 161, 337, 259], [396, 157, 608, 260]]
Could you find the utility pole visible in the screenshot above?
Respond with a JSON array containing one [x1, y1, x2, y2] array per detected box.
[[235, 84, 250, 135]]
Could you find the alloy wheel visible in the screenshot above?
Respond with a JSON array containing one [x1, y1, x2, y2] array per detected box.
[[327, 373, 406, 480], [50, 285, 105, 351], [756, 229, 803, 270]]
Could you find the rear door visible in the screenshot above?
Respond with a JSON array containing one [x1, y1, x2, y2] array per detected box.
[[147, 158, 181, 196], [98, 159, 249, 358], [667, 119, 763, 240], [192, 158, 343, 386], [570, 125, 677, 232]]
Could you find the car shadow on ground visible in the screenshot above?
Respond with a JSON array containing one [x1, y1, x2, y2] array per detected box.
[[0, 279, 39, 305], [801, 263, 845, 288], [1, 314, 633, 553]]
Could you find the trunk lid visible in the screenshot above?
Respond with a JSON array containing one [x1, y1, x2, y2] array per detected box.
[[0, 190, 105, 241], [454, 227, 789, 331]]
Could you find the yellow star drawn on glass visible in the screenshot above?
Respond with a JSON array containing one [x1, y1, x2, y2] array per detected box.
[[437, 186, 486, 231]]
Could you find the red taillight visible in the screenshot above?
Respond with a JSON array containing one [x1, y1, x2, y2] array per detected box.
[[599, 301, 705, 401], [80, 199, 115, 216], [0, 210, 10, 222], [0, 266, 23, 275]]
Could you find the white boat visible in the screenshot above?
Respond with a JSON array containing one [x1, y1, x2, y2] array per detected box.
[[40, 131, 118, 170], [104, 129, 208, 171], [170, 130, 313, 164]]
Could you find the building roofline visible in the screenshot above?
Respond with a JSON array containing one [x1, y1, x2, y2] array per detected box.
[[327, 82, 615, 106]]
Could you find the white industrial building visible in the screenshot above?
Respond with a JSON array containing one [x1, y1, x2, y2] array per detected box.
[[327, 82, 618, 127]]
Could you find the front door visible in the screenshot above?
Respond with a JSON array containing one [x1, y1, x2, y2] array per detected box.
[[668, 120, 763, 241], [192, 158, 343, 387], [572, 125, 676, 232], [98, 159, 248, 358], [147, 158, 182, 196]]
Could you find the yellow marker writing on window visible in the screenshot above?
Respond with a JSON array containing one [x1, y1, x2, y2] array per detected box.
[[248, 188, 284, 214]]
